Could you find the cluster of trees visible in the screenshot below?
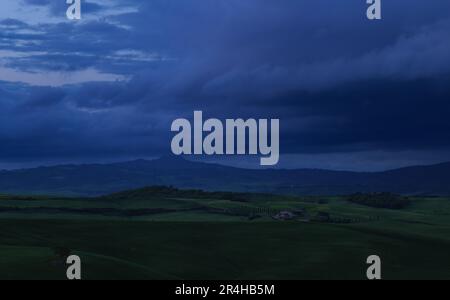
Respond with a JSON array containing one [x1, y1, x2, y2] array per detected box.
[[102, 186, 253, 202], [348, 193, 411, 209], [312, 212, 381, 224]]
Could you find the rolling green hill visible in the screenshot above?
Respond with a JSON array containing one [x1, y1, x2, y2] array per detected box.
[[0, 187, 449, 279]]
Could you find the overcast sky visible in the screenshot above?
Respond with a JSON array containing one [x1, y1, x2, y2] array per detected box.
[[1, 0, 450, 171]]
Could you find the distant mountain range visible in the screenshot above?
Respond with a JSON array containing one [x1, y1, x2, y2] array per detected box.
[[1, 156, 450, 196]]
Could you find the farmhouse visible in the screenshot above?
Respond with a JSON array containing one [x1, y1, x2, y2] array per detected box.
[[273, 211, 296, 221]]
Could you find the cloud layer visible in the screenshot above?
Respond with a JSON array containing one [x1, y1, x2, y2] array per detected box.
[[1, 0, 450, 170]]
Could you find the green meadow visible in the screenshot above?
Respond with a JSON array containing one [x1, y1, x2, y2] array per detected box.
[[0, 188, 449, 280]]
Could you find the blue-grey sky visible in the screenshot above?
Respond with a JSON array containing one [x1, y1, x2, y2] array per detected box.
[[1, 0, 450, 171]]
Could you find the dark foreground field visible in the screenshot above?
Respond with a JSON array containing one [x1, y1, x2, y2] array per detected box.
[[0, 188, 449, 280]]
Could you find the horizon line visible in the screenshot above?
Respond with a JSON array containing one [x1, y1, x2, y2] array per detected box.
[[1, 155, 449, 174]]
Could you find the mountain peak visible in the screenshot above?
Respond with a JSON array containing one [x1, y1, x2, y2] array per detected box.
[[156, 155, 188, 163], [1, 158, 450, 196]]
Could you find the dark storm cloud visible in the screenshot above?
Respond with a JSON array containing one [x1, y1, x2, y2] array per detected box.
[[1, 0, 450, 168], [0, 83, 169, 161]]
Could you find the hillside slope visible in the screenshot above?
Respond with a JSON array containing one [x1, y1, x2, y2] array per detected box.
[[0, 156, 450, 196]]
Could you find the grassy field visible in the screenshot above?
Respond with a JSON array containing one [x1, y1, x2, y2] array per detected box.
[[0, 189, 449, 280]]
